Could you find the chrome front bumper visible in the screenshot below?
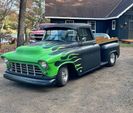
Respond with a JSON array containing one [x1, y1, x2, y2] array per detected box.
[[4, 72, 56, 86]]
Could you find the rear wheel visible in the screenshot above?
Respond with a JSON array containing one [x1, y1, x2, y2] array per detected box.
[[56, 66, 69, 87], [108, 52, 117, 66]]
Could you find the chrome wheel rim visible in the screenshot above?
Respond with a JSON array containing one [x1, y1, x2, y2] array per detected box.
[[110, 53, 115, 64], [61, 69, 68, 83]]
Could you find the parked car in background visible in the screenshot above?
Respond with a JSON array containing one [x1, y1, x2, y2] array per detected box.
[[0, 34, 17, 45], [29, 23, 55, 43], [93, 33, 111, 39], [30, 30, 45, 42], [0, 38, 9, 44]]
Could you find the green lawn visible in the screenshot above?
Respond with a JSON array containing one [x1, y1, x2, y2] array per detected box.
[[120, 42, 133, 47]]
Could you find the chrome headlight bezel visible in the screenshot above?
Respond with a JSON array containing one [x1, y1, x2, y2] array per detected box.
[[1, 57, 11, 69], [1, 57, 9, 64], [39, 60, 48, 69], [4, 58, 9, 64]]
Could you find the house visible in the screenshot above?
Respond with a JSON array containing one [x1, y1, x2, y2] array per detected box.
[[45, 0, 133, 39]]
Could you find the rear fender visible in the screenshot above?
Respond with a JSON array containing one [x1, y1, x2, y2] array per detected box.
[[100, 43, 120, 62]]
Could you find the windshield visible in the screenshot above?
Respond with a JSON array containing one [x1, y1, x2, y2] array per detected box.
[[43, 29, 77, 42]]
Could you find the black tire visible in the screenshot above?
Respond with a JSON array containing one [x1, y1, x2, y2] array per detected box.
[[56, 66, 69, 87], [107, 52, 117, 66]]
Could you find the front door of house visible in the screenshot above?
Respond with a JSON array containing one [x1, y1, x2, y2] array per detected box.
[[128, 20, 133, 39]]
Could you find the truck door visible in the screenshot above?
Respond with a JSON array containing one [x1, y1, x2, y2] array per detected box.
[[77, 28, 101, 73]]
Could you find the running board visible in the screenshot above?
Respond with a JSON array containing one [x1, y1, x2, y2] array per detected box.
[[100, 62, 108, 66]]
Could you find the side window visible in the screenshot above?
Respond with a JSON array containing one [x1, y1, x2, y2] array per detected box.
[[88, 21, 96, 33], [112, 20, 116, 30], [78, 28, 93, 42]]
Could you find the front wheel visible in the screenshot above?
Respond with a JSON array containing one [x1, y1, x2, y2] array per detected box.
[[107, 52, 117, 66], [56, 66, 69, 87]]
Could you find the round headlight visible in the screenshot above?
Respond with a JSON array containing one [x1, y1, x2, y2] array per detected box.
[[2, 57, 9, 64], [39, 61, 48, 69], [4, 58, 8, 64], [1, 57, 9, 64]]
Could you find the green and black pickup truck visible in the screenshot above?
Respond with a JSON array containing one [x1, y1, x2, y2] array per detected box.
[[1, 24, 120, 86]]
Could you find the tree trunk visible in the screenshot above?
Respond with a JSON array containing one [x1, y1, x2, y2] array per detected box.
[[24, 26, 28, 44], [17, 0, 27, 47], [0, 23, 5, 32]]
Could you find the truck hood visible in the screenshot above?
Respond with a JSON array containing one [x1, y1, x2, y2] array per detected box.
[[3, 41, 77, 63]]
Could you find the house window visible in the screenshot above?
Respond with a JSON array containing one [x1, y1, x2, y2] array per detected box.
[[112, 20, 116, 30], [128, 15, 133, 20], [88, 21, 96, 33], [65, 20, 74, 23]]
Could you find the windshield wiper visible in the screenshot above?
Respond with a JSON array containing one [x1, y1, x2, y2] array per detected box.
[[44, 39, 66, 42], [44, 39, 53, 41], [54, 40, 66, 42]]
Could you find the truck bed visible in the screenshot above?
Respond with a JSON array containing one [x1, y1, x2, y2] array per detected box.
[[96, 37, 118, 45]]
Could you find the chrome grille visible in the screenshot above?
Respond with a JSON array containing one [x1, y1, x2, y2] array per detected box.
[[9, 62, 43, 76]]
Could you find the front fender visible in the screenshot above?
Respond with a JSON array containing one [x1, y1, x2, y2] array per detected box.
[[46, 61, 76, 78], [45, 53, 83, 78]]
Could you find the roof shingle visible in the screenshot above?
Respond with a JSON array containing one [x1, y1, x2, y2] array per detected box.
[[45, 0, 133, 19]]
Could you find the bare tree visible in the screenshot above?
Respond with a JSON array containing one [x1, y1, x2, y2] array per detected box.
[[17, 0, 27, 47], [34, 0, 45, 27], [25, 0, 45, 29], [0, 0, 16, 31], [0, 0, 17, 48]]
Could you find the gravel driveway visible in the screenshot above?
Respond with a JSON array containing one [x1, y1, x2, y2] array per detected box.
[[0, 47, 133, 113]]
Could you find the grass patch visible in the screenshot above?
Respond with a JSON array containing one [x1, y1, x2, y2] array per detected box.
[[120, 42, 133, 47]]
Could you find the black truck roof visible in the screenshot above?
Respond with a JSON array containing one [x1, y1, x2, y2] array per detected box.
[[43, 23, 91, 30]]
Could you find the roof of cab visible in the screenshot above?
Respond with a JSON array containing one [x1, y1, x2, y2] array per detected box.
[[43, 23, 91, 30]]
